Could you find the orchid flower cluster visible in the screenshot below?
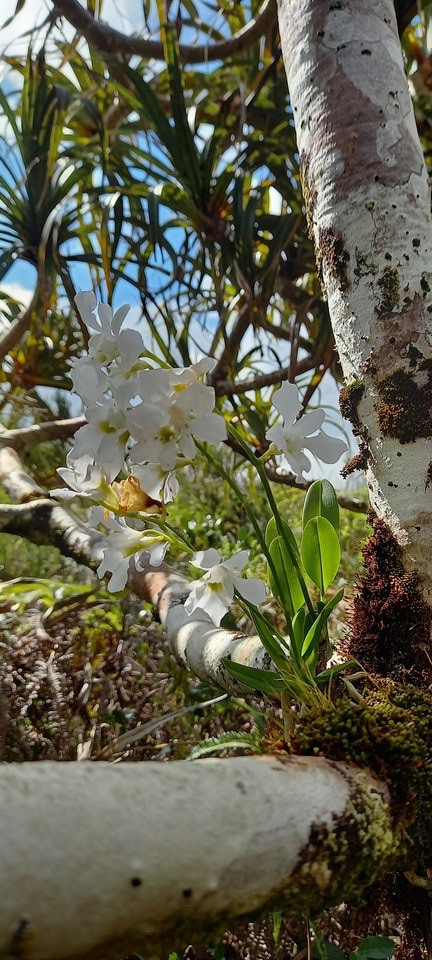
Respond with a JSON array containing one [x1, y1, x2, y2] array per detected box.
[[53, 293, 347, 626]]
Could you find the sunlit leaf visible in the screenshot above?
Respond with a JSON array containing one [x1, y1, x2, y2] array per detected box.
[[301, 517, 341, 594]]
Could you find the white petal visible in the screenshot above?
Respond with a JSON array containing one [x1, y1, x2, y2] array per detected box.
[[111, 304, 130, 336], [305, 432, 348, 463], [222, 550, 250, 573], [271, 382, 301, 423], [234, 576, 267, 605], [291, 408, 326, 438], [97, 303, 113, 330], [192, 413, 226, 444], [75, 292, 98, 329], [191, 548, 221, 570]]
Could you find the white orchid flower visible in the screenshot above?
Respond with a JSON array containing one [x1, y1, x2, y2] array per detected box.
[[185, 548, 267, 627], [132, 462, 180, 503], [75, 292, 145, 366], [266, 382, 348, 479], [51, 456, 114, 504], [95, 518, 168, 592], [67, 399, 130, 482]]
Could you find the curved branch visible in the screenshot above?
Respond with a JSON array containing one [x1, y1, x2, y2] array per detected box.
[[0, 757, 393, 960], [52, 0, 276, 64], [130, 561, 272, 693], [0, 498, 105, 568]]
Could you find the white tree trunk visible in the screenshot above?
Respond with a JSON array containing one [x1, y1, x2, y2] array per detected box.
[[278, 0, 432, 610], [0, 757, 392, 960]]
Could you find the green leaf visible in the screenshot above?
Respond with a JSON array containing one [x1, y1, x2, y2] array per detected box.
[[352, 935, 395, 960], [291, 607, 306, 660], [301, 516, 341, 594], [301, 589, 344, 660], [223, 660, 285, 693], [313, 943, 344, 960], [303, 479, 339, 533], [315, 659, 358, 686], [265, 516, 299, 555], [268, 536, 304, 618], [247, 606, 290, 669]]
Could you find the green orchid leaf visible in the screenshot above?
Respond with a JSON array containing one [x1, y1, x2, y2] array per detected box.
[[246, 605, 291, 674], [301, 589, 344, 660], [268, 536, 304, 618], [315, 659, 359, 686], [291, 607, 306, 660], [301, 516, 341, 594], [352, 935, 395, 960], [265, 516, 299, 555], [223, 660, 285, 693], [303, 479, 340, 533]]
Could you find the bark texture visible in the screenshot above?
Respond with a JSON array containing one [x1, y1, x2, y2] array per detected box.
[[278, 0, 432, 621], [0, 757, 392, 960]]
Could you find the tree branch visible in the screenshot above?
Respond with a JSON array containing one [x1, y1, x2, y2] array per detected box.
[[0, 756, 393, 960], [51, 0, 276, 64], [0, 292, 37, 362], [0, 417, 85, 454], [263, 465, 368, 514], [0, 498, 105, 568], [213, 358, 314, 397], [0, 447, 45, 502]]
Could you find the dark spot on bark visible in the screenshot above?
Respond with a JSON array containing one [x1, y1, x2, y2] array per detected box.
[[413, 238, 421, 248], [299, 153, 317, 239], [421, 277, 430, 293], [426, 462, 432, 491], [236, 780, 247, 795], [361, 49, 372, 55], [377, 267, 400, 313], [131, 877, 142, 887], [317, 227, 350, 292], [375, 366, 432, 444], [339, 380, 364, 426], [182, 888, 193, 898]]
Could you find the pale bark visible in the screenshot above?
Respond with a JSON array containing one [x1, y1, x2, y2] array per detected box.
[[278, 0, 432, 607], [0, 757, 393, 960], [131, 563, 275, 693]]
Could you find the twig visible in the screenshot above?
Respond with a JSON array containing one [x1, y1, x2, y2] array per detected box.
[[51, 0, 276, 64], [264, 464, 368, 513], [214, 358, 314, 397]]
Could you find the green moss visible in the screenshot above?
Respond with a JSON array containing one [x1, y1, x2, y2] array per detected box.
[[376, 365, 432, 443], [339, 380, 365, 425], [376, 267, 400, 313], [282, 770, 397, 914], [292, 684, 432, 876]]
